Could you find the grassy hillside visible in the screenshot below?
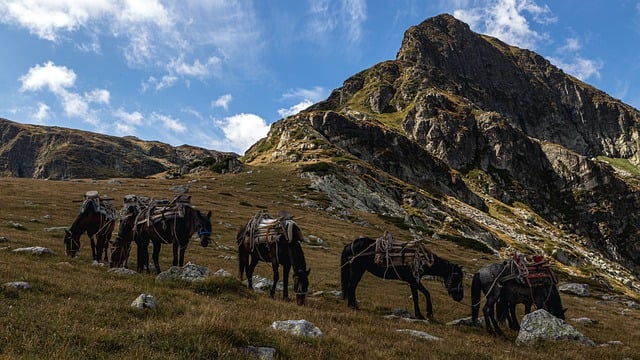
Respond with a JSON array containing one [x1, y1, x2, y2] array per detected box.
[[1, 166, 638, 359]]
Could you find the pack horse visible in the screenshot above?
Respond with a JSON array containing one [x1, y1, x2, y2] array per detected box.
[[64, 191, 117, 263], [237, 211, 310, 305], [340, 232, 464, 319], [132, 195, 212, 273]]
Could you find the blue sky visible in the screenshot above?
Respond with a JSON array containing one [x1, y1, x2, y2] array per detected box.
[[1, 0, 639, 155]]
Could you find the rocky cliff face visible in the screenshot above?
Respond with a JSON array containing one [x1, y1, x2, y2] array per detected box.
[[245, 14, 640, 293], [0, 118, 241, 179]]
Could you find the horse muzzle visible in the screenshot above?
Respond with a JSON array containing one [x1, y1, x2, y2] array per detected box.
[[450, 287, 464, 302]]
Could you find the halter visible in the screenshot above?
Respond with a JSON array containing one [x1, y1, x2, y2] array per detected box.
[[445, 264, 464, 294]]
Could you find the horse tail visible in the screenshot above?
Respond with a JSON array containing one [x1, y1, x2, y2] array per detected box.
[[236, 224, 247, 281], [340, 244, 350, 300], [471, 272, 482, 322]]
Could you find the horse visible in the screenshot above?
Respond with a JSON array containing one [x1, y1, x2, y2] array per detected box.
[[496, 283, 565, 331], [340, 236, 464, 320], [64, 193, 117, 263], [471, 261, 565, 336], [133, 197, 212, 274], [237, 211, 310, 305], [109, 195, 146, 268]]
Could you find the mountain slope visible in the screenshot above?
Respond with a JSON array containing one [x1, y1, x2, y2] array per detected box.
[[0, 118, 241, 179], [244, 14, 640, 294]]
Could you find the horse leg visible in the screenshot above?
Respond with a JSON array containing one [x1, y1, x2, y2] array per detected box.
[[270, 260, 280, 299], [482, 293, 504, 336], [172, 241, 179, 267], [246, 255, 259, 290], [178, 243, 186, 267], [152, 242, 162, 274], [135, 236, 149, 273], [90, 236, 97, 262], [347, 267, 365, 309], [416, 281, 433, 319], [508, 303, 520, 330], [410, 283, 425, 320], [282, 263, 291, 301]]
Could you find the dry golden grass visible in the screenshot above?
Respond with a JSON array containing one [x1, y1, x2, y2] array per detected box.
[[1, 165, 639, 359]]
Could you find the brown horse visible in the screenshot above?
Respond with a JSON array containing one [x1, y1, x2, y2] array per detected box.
[[109, 195, 147, 268], [64, 193, 117, 263], [237, 211, 310, 305], [133, 197, 212, 274]]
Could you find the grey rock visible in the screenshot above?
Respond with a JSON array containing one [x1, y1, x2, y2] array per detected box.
[[396, 329, 442, 341], [516, 309, 595, 346], [271, 319, 323, 338], [131, 294, 158, 310], [558, 283, 590, 297]]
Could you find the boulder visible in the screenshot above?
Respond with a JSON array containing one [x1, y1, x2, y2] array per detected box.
[[516, 309, 595, 346]]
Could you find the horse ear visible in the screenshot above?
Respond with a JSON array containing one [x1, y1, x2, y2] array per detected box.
[[64, 229, 71, 236], [306, 268, 311, 275], [207, 210, 212, 218]]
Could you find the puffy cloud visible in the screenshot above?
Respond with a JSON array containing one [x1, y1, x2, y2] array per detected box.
[[212, 94, 233, 110], [32, 102, 50, 123], [212, 113, 270, 154], [278, 100, 313, 118], [453, 0, 555, 50], [19, 61, 76, 93], [150, 112, 186, 133]]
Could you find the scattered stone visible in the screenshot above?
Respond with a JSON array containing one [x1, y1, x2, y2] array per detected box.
[[12, 246, 55, 255], [4, 221, 26, 230], [571, 317, 596, 325], [599, 341, 624, 347], [43, 227, 68, 233], [169, 184, 189, 193], [558, 283, 590, 297], [3, 281, 31, 290], [271, 319, 323, 338], [108, 267, 137, 275], [213, 268, 232, 277], [155, 262, 209, 282], [304, 235, 326, 246], [92, 260, 106, 267], [0, 236, 8, 242], [396, 329, 442, 341], [623, 300, 640, 309], [131, 294, 158, 310], [244, 275, 282, 292], [244, 346, 276, 360], [516, 309, 595, 346], [446, 316, 484, 327]]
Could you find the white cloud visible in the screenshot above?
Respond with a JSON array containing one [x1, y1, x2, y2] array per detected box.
[[19, 61, 76, 93], [19, 61, 109, 126], [142, 75, 178, 92], [453, 0, 555, 50], [113, 108, 143, 135], [546, 56, 602, 81], [278, 100, 313, 118], [283, 86, 327, 103], [169, 56, 221, 78], [212, 94, 233, 110], [306, 0, 366, 44], [32, 102, 50, 123], [212, 113, 270, 154], [151, 112, 186, 133]]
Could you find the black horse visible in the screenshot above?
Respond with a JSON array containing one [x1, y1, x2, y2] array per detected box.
[[134, 200, 212, 274], [496, 284, 565, 331], [64, 194, 117, 263], [340, 237, 464, 320], [237, 212, 310, 305], [471, 261, 565, 335]]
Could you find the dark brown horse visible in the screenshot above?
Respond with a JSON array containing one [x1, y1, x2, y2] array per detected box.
[[340, 236, 464, 320], [471, 260, 565, 336], [134, 197, 212, 273], [64, 194, 117, 263], [237, 211, 310, 305], [109, 195, 147, 268]]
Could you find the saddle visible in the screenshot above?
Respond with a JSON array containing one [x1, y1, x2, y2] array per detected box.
[[80, 191, 117, 221], [136, 195, 192, 226], [243, 210, 298, 248], [374, 231, 434, 270], [504, 253, 557, 287], [120, 194, 150, 217]]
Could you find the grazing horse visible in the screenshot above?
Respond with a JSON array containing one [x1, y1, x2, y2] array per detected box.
[[340, 236, 464, 320], [134, 197, 212, 273], [471, 260, 565, 336], [109, 195, 146, 268], [64, 193, 117, 263], [237, 211, 310, 305], [496, 284, 565, 331]]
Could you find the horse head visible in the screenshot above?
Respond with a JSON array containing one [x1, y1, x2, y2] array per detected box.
[[293, 268, 311, 306], [63, 229, 80, 257], [195, 210, 212, 248], [445, 263, 464, 302], [546, 285, 566, 320]]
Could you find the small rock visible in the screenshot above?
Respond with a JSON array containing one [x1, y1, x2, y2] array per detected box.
[[396, 329, 442, 341]]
